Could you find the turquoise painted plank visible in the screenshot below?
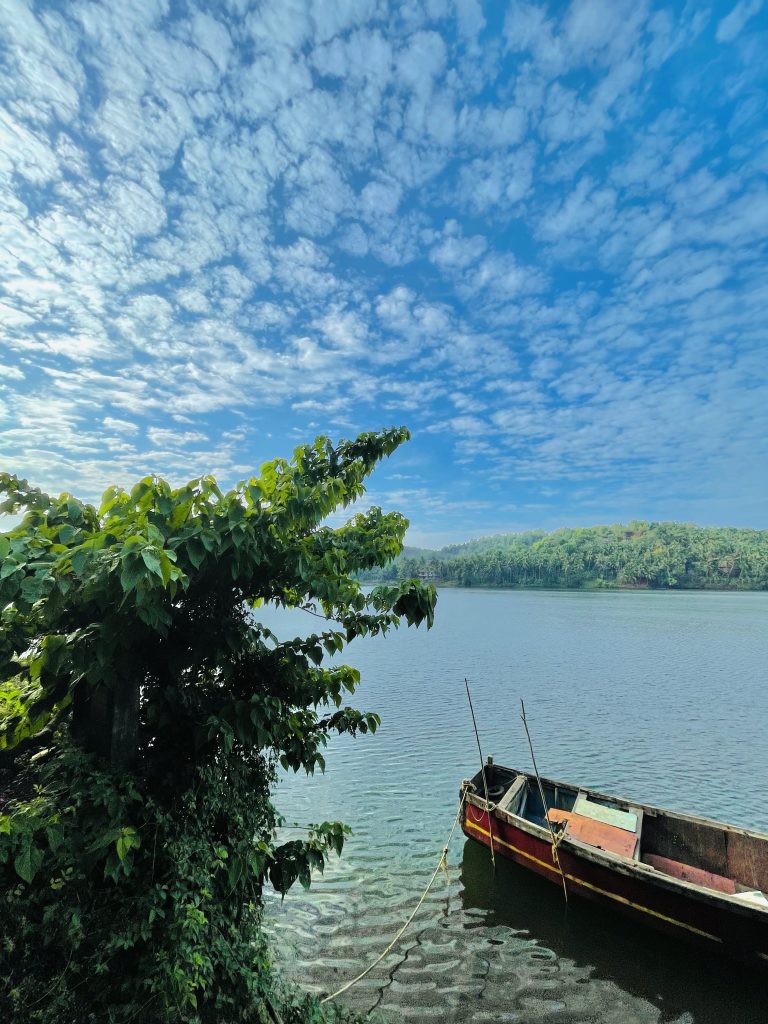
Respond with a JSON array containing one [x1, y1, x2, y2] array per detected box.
[[573, 796, 638, 833]]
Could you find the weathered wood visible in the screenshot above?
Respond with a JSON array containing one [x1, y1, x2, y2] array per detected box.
[[726, 831, 768, 893]]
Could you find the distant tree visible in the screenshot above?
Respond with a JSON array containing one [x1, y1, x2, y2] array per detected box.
[[0, 428, 436, 1024], [361, 522, 768, 591]]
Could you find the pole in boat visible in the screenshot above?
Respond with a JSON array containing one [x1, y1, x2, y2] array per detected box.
[[464, 677, 495, 871], [520, 698, 568, 904]]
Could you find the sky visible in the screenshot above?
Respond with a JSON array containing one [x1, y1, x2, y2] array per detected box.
[[1, 0, 767, 547]]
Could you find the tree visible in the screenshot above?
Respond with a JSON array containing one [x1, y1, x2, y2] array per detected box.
[[0, 428, 436, 1024]]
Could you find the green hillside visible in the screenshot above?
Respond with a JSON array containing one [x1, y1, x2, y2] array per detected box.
[[360, 521, 768, 590]]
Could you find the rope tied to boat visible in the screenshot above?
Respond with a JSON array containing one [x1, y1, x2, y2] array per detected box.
[[320, 794, 466, 1005]]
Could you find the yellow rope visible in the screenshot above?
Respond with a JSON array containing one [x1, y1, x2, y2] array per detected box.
[[320, 797, 465, 1005], [549, 821, 568, 900]]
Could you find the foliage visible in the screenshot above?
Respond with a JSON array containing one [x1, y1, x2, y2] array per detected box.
[[360, 521, 768, 591], [0, 428, 436, 1023]]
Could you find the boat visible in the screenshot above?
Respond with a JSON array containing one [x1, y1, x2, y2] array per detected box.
[[460, 759, 768, 964]]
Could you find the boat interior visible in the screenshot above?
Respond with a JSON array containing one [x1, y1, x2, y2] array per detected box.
[[467, 764, 768, 909]]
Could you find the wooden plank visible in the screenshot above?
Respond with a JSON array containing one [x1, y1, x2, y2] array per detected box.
[[497, 774, 527, 812], [643, 854, 737, 894], [565, 812, 638, 859], [574, 794, 638, 833], [725, 831, 768, 893], [547, 808, 573, 825]]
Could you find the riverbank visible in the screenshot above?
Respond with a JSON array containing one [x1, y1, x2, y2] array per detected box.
[[358, 521, 768, 593], [424, 579, 767, 592]]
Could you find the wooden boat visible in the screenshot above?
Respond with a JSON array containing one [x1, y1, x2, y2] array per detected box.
[[460, 760, 768, 964]]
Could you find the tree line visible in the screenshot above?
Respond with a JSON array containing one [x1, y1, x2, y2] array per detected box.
[[360, 521, 768, 590]]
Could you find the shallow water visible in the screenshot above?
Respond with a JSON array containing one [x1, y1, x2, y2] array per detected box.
[[262, 589, 768, 1022]]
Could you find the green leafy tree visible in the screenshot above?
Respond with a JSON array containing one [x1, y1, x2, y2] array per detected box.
[[365, 522, 768, 591], [0, 428, 435, 1024]]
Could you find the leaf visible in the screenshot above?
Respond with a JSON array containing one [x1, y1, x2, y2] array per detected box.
[[116, 827, 140, 861], [98, 484, 122, 518], [21, 574, 46, 604], [46, 825, 64, 852], [186, 539, 205, 569], [120, 557, 145, 594], [141, 548, 163, 579], [58, 524, 78, 545], [15, 839, 44, 883], [71, 548, 92, 576]]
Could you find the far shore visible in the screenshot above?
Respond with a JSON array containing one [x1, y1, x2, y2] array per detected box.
[[402, 580, 768, 594]]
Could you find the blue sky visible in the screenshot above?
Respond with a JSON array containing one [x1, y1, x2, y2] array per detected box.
[[1, 0, 767, 546]]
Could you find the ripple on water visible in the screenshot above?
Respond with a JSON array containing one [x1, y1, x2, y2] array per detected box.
[[263, 591, 768, 1024]]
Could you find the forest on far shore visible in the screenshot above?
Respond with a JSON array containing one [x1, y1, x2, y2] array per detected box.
[[359, 521, 768, 590]]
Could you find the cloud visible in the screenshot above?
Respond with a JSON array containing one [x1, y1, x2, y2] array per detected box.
[[104, 417, 139, 435], [716, 0, 763, 43], [1, 0, 766, 537]]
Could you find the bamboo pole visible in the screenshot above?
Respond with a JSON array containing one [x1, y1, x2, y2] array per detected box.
[[520, 699, 568, 903], [465, 678, 495, 871]]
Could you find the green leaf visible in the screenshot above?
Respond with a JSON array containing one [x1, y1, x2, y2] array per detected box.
[[21, 574, 46, 604], [1, 559, 20, 579], [15, 840, 44, 883], [71, 548, 92, 576], [186, 539, 205, 569], [116, 827, 139, 861], [141, 548, 163, 579], [58, 524, 78, 544]]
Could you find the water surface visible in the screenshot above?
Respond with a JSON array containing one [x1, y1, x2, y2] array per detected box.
[[263, 589, 768, 1023]]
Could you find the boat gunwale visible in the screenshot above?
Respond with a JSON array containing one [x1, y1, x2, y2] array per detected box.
[[462, 766, 768, 918]]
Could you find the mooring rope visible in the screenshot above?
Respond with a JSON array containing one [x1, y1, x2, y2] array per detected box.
[[320, 796, 466, 1005]]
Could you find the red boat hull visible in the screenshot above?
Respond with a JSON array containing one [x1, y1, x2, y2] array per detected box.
[[462, 801, 768, 964]]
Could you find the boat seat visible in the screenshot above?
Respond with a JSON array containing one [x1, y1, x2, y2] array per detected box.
[[546, 808, 639, 859], [548, 793, 644, 861], [497, 774, 527, 813]]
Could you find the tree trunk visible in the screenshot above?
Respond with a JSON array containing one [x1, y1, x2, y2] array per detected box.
[[72, 677, 139, 771], [110, 673, 139, 772]]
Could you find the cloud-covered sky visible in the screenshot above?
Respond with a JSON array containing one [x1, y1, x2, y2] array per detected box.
[[1, 0, 767, 545]]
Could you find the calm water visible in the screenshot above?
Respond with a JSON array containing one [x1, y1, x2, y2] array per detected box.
[[263, 589, 768, 1023]]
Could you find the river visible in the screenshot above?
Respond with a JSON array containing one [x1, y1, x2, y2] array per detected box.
[[262, 589, 768, 1023]]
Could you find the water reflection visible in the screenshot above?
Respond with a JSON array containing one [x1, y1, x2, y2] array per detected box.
[[460, 839, 766, 1024]]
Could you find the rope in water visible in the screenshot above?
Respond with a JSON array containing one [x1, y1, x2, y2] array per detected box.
[[320, 796, 466, 1005]]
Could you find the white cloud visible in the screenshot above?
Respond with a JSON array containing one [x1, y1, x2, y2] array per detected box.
[[1, 0, 766, 534], [716, 0, 764, 42], [147, 427, 208, 447], [104, 417, 140, 435]]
